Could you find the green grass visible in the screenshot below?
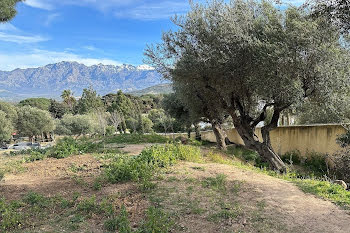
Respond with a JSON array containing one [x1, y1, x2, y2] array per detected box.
[[105, 134, 169, 144], [202, 174, 227, 192]]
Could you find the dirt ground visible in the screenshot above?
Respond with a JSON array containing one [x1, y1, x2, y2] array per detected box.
[[0, 144, 350, 232], [170, 162, 350, 233]]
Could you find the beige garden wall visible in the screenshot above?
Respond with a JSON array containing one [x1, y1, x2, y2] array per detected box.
[[201, 124, 347, 156]]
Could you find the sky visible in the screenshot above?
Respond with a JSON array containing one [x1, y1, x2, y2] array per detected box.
[[0, 0, 304, 71]]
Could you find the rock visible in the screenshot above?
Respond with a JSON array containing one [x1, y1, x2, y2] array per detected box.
[[334, 180, 347, 190]]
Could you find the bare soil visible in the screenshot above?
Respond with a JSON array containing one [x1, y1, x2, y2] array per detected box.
[[0, 144, 349, 232]]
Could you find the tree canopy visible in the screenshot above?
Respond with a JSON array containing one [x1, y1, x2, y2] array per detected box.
[[145, 0, 350, 171], [0, 0, 21, 22], [17, 106, 55, 140]]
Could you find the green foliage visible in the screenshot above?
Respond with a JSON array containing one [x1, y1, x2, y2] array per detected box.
[[202, 174, 227, 192], [0, 110, 13, 144], [0, 198, 22, 231], [304, 152, 328, 175], [49, 99, 67, 119], [48, 137, 101, 159], [105, 133, 169, 144], [24, 151, 47, 162], [23, 192, 48, 207], [0, 0, 22, 22], [17, 106, 55, 138], [294, 179, 350, 208], [281, 150, 302, 165], [337, 130, 350, 148], [137, 206, 173, 233], [76, 87, 104, 114], [18, 98, 51, 111], [76, 196, 98, 214], [0, 101, 18, 124], [103, 144, 202, 186], [55, 114, 93, 136]]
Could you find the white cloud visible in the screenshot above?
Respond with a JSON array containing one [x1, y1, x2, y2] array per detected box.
[[24, 0, 54, 10], [0, 49, 123, 71], [114, 1, 190, 20], [0, 32, 48, 43], [45, 13, 60, 26], [22, 0, 191, 20], [0, 24, 49, 44]]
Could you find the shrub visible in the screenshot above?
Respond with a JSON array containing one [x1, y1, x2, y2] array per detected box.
[[49, 137, 79, 159], [103, 144, 202, 186], [304, 152, 328, 175], [0, 198, 22, 231], [281, 150, 302, 165], [24, 151, 47, 162], [331, 149, 350, 183]]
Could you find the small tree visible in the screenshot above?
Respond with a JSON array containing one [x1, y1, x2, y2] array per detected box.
[[49, 99, 68, 119], [17, 106, 55, 142], [110, 110, 124, 133], [61, 90, 76, 112], [75, 87, 104, 114], [0, 110, 13, 146], [55, 114, 93, 137]]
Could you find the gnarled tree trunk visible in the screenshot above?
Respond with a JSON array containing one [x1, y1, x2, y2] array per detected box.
[[228, 109, 286, 172], [211, 119, 227, 150]]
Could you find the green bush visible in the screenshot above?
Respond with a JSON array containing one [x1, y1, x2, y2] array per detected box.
[[105, 134, 169, 144], [48, 137, 102, 159], [304, 152, 328, 175], [0, 198, 23, 231], [103, 144, 202, 186], [24, 151, 47, 162], [281, 150, 302, 165], [49, 137, 79, 159]]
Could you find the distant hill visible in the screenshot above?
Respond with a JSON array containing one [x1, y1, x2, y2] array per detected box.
[[0, 61, 165, 101], [129, 83, 173, 96]]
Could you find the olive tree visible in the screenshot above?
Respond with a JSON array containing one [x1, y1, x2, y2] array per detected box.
[[55, 114, 93, 137], [0, 0, 22, 22], [0, 110, 13, 146], [307, 0, 350, 33], [145, 0, 350, 171], [17, 106, 55, 141]]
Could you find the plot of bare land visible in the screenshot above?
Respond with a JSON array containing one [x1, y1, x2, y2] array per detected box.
[[0, 144, 349, 232]]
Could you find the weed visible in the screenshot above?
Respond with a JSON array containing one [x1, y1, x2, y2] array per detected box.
[[191, 166, 205, 171], [202, 174, 227, 192], [104, 205, 131, 232], [209, 201, 242, 222], [138, 206, 173, 233], [0, 198, 23, 231], [76, 196, 98, 215]]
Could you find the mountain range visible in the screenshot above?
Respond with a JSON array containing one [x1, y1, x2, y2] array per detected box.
[[0, 61, 169, 101]]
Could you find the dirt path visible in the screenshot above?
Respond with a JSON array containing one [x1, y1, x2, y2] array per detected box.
[[176, 162, 350, 233]]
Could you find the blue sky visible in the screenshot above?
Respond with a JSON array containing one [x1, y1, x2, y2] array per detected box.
[[0, 0, 304, 71]]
